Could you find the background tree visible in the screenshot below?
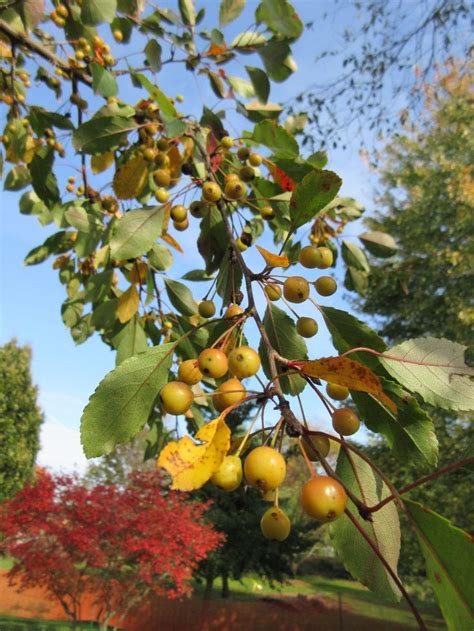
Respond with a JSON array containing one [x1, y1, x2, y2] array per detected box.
[[0, 470, 222, 630], [357, 61, 474, 587], [0, 339, 43, 500], [290, 0, 472, 148]]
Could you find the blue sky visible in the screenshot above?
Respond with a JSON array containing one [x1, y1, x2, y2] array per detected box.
[[0, 1, 414, 471]]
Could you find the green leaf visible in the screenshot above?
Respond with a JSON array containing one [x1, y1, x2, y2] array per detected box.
[[320, 306, 387, 371], [259, 304, 307, 395], [110, 206, 165, 260], [91, 299, 119, 330], [216, 253, 243, 305], [245, 66, 270, 104], [345, 266, 369, 295], [81, 0, 117, 25], [404, 500, 474, 631], [80, 344, 174, 457], [164, 278, 198, 316], [290, 170, 342, 230], [226, 75, 255, 98], [133, 73, 186, 136], [359, 231, 398, 258], [62, 299, 84, 328], [65, 206, 90, 232], [113, 316, 149, 365], [253, 120, 298, 158], [73, 117, 137, 154], [352, 380, 438, 469], [258, 40, 294, 82], [148, 243, 173, 271], [330, 449, 401, 601], [91, 63, 118, 97], [219, 0, 245, 26], [144, 39, 162, 72], [256, 0, 303, 39], [231, 31, 267, 49], [380, 337, 474, 412], [182, 269, 215, 281], [178, 0, 195, 26], [24, 231, 69, 266], [342, 240, 370, 273], [197, 207, 229, 274], [28, 146, 60, 205], [4, 166, 31, 191], [29, 107, 75, 135], [84, 271, 113, 303]]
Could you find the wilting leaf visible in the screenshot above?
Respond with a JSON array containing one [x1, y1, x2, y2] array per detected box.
[[255, 245, 289, 268]]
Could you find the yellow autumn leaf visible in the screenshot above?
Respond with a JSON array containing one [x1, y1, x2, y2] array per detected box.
[[161, 233, 184, 254], [113, 155, 148, 200], [0, 35, 12, 59], [256, 245, 290, 269], [157, 415, 231, 491], [116, 285, 140, 324], [299, 356, 396, 412], [181, 136, 194, 162], [93, 244, 109, 269], [91, 151, 115, 174], [23, 136, 41, 164], [167, 144, 182, 181]]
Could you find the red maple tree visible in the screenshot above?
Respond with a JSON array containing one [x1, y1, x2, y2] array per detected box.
[[0, 470, 223, 630]]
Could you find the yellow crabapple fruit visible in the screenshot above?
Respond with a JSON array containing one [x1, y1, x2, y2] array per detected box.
[[244, 446, 286, 492], [198, 348, 228, 379], [260, 507, 291, 541], [315, 276, 337, 296], [249, 152, 263, 167], [178, 359, 203, 386], [153, 169, 171, 187], [283, 276, 310, 303], [331, 408, 360, 436], [300, 476, 347, 522], [260, 205, 275, 219], [155, 188, 170, 203], [224, 179, 247, 200], [210, 455, 242, 491], [224, 304, 244, 319], [326, 383, 350, 401], [221, 136, 234, 149], [198, 300, 216, 318], [190, 201, 208, 218], [173, 218, 189, 231], [160, 381, 194, 415], [296, 317, 318, 338], [237, 146, 250, 161], [228, 346, 261, 379], [213, 378, 246, 412], [170, 205, 187, 222], [264, 284, 282, 301], [202, 181, 222, 202], [302, 435, 331, 461]]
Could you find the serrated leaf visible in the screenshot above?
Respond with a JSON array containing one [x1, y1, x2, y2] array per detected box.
[[359, 231, 398, 258], [148, 243, 173, 271], [331, 449, 401, 601], [80, 343, 174, 457], [158, 415, 231, 491], [110, 206, 164, 260], [255, 245, 289, 268], [380, 337, 474, 412], [144, 39, 162, 72], [404, 500, 474, 631], [73, 117, 137, 154], [164, 278, 198, 316], [91, 152, 114, 174], [219, 0, 245, 26], [299, 357, 396, 412], [65, 206, 90, 232], [117, 285, 140, 324], [81, 0, 117, 25], [259, 304, 307, 395], [255, 0, 303, 39], [113, 155, 148, 200], [245, 65, 270, 104], [28, 107, 75, 135], [253, 120, 298, 157], [91, 63, 118, 97], [290, 170, 342, 230], [113, 316, 148, 365]]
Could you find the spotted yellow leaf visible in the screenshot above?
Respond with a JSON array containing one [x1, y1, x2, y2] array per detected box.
[[298, 356, 396, 412], [91, 151, 115, 174], [256, 245, 290, 268], [116, 284, 140, 324], [113, 155, 148, 200], [157, 415, 231, 491]]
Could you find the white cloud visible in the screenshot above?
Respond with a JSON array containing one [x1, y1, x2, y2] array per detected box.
[[37, 416, 90, 474]]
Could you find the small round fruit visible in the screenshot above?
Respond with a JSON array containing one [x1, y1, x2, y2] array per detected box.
[[214, 378, 246, 412], [224, 172, 240, 183], [224, 304, 244, 319], [313, 247, 333, 269], [210, 455, 242, 491], [224, 179, 247, 200], [176, 94, 184, 103], [260, 205, 275, 219], [155, 188, 170, 203], [228, 346, 261, 379], [326, 383, 349, 401], [160, 381, 194, 415], [237, 146, 250, 161], [302, 435, 330, 461], [283, 276, 310, 303], [155, 152, 170, 168], [143, 147, 156, 162], [244, 446, 286, 492], [56, 4, 68, 17], [170, 204, 187, 222], [332, 408, 360, 436], [300, 476, 347, 522], [113, 29, 123, 42], [315, 276, 337, 297], [198, 300, 216, 318], [174, 218, 189, 231], [296, 317, 318, 338], [202, 181, 222, 202], [239, 165, 255, 182], [260, 507, 291, 541], [190, 201, 208, 218], [157, 138, 169, 151], [249, 152, 263, 167], [153, 169, 171, 187], [198, 348, 228, 379], [221, 136, 234, 149], [264, 284, 281, 301], [178, 359, 202, 386], [299, 246, 320, 269], [235, 237, 248, 252]]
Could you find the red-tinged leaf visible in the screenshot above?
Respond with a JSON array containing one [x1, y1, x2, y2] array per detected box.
[[206, 43, 228, 56], [207, 131, 222, 172], [297, 356, 396, 412], [269, 164, 297, 192], [256, 245, 289, 268], [161, 233, 184, 254]]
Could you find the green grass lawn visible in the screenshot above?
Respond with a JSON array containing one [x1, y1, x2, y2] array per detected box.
[[0, 558, 14, 570], [0, 615, 98, 630]]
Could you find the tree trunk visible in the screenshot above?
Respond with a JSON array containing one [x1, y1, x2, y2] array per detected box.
[[203, 572, 214, 599], [221, 571, 230, 599]]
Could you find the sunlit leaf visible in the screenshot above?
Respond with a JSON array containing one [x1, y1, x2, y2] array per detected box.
[[255, 245, 289, 268], [113, 155, 148, 200], [116, 285, 140, 324], [110, 206, 165, 260], [91, 152, 115, 174]]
